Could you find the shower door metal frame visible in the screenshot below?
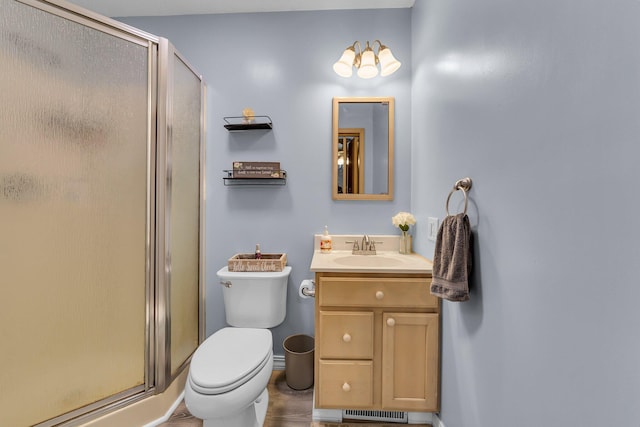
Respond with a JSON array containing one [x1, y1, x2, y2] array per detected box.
[[12, 0, 206, 425]]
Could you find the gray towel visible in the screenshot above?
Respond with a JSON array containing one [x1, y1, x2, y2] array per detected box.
[[430, 213, 472, 302]]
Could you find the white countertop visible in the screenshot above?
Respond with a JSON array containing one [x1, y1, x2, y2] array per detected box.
[[310, 234, 433, 274]]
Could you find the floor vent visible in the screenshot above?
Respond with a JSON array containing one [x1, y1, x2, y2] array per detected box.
[[343, 409, 408, 423]]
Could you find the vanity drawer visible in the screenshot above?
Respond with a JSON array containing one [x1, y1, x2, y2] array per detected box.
[[319, 277, 437, 309], [317, 360, 373, 408], [318, 311, 374, 359]]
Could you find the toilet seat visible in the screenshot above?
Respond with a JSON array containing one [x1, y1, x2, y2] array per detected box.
[[189, 327, 272, 395]]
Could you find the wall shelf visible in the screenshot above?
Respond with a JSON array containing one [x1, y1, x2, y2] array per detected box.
[[223, 115, 273, 131], [223, 170, 287, 186]]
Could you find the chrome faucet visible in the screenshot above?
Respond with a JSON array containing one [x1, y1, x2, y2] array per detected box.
[[362, 234, 370, 251], [349, 234, 376, 255]]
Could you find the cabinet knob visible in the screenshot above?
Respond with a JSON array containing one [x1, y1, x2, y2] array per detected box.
[[375, 291, 384, 300], [387, 318, 396, 327], [342, 382, 351, 392], [342, 333, 351, 343]]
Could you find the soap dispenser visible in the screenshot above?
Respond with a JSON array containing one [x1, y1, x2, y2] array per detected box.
[[320, 225, 332, 253], [255, 243, 262, 259]]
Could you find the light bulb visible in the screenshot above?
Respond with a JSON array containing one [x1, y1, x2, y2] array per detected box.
[[357, 48, 378, 79], [378, 46, 401, 76], [333, 48, 355, 77]]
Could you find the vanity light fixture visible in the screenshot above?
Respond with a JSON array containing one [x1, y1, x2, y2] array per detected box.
[[333, 40, 401, 79]]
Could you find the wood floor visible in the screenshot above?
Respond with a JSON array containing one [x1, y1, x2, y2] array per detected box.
[[159, 370, 311, 427], [159, 370, 431, 427]]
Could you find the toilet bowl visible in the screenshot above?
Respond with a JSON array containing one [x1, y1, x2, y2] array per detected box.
[[185, 328, 274, 427], [184, 266, 291, 427]]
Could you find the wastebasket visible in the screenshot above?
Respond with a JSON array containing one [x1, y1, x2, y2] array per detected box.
[[283, 334, 315, 390]]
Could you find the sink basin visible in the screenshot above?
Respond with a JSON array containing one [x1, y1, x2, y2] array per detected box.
[[333, 255, 406, 267]]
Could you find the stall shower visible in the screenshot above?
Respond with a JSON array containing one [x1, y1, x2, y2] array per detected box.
[[0, 0, 205, 425]]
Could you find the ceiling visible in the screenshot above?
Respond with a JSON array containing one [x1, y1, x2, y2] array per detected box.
[[70, 0, 415, 18]]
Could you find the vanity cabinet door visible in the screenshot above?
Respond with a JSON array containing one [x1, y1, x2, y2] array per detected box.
[[381, 312, 439, 411]]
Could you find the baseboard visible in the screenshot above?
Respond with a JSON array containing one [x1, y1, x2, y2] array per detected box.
[[432, 413, 445, 427], [407, 412, 433, 424], [273, 354, 285, 370], [142, 391, 185, 427], [312, 408, 343, 422]]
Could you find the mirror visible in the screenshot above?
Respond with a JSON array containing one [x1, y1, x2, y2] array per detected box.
[[332, 97, 394, 200]]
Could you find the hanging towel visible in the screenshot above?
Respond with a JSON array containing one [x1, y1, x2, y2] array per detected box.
[[430, 213, 472, 302]]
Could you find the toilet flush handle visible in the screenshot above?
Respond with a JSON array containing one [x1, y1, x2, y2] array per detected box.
[[220, 280, 232, 288]]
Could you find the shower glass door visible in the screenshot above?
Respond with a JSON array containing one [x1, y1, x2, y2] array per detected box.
[[1, 1, 154, 425], [155, 39, 205, 386], [167, 50, 204, 377]]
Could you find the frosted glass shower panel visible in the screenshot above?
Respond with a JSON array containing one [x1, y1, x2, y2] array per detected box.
[[169, 52, 203, 375], [0, 1, 150, 426]]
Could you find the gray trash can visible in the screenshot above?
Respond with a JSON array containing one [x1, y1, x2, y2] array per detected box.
[[283, 334, 315, 390]]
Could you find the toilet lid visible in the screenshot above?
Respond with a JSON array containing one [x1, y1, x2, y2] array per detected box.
[[189, 327, 272, 395]]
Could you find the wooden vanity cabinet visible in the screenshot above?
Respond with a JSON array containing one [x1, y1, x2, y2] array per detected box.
[[314, 272, 440, 413]]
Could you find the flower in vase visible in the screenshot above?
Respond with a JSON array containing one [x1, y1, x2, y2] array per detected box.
[[392, 211, 416, 232]]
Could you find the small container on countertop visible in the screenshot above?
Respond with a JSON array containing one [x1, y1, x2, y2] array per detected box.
[[320, 226, 332, 253]]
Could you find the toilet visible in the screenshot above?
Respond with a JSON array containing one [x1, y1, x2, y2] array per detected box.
[[184, 266, 292, 427]]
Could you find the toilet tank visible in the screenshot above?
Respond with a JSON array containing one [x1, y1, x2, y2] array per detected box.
[[216, 266, 292, 328]]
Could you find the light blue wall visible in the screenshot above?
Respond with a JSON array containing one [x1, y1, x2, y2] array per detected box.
[[119, 9, 412, 355], [411, 1, 640, 426], [122, 4, 640, 424]]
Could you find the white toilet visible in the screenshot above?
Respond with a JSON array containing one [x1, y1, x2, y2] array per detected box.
[[184, 266, 292, 427]]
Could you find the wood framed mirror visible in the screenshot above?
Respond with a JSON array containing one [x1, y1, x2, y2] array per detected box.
[[332, 97, 394, 200]]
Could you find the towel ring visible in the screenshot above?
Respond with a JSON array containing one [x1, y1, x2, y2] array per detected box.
[[445, 177, 472, 216]]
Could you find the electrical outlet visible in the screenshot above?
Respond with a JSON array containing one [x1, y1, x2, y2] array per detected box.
[[427, 217, 439, 241]]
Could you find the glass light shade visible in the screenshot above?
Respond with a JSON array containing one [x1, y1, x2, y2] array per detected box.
[[357, 49, 378, 79], [378, 47, 402, 76], [333, 48, 355, 77]]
